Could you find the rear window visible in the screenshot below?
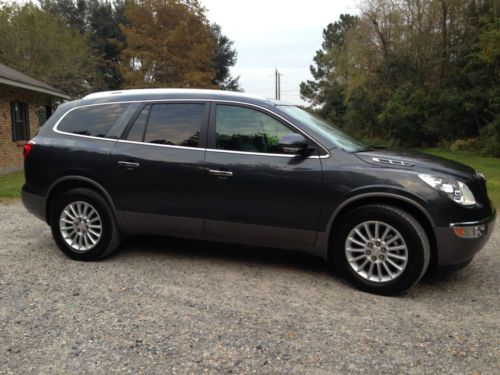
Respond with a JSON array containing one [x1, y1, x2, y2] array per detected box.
[[58, 103, 131, 138]]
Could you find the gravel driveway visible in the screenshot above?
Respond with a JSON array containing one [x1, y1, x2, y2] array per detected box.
[[0, 202, 499, 374]]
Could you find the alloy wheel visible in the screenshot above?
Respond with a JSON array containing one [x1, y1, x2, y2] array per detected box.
[[345, 220, 408, 283], [59, 201, 103, 252]]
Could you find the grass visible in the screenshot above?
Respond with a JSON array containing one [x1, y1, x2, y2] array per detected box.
[[420, 148, 500, 208], [0, 171, 24, 200], [0, 149, 498, 207]]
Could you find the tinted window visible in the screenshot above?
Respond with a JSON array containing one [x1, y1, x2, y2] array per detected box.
[[215, 105, 296, 153], [58, 103, 130, 138], [278, 106, 369, 152], [126, 105, 149, 142], [106, 103, 141, 139], [144, 104, 205, 147]]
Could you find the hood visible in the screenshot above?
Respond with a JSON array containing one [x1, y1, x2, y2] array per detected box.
[[355, 149, 476, 179]]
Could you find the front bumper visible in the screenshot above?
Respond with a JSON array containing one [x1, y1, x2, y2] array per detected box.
[[435, 208, 496, 266], [21, 185, 46, 222]]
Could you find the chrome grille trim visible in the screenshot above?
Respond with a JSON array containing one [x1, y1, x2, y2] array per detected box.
[[371, 157, 414, 167]]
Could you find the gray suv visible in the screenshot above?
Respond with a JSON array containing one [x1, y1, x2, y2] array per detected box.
[[22, 89, 496, 294]]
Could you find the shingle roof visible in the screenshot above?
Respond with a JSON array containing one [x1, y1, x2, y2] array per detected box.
[[0, 63, 69, 99]]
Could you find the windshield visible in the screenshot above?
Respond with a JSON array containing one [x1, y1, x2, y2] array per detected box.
[[278, 106, 370, 152]]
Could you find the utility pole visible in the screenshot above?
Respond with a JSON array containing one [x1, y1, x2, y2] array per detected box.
[[275, 68, 283, 100], [275, 68, 278, 100], [278, 71, 281, 100]]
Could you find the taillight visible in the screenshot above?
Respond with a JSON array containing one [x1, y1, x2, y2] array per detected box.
[[23, 142, 34, 159]]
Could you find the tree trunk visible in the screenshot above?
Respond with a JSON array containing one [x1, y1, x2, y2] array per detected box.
[[440, 0, 449, 82]]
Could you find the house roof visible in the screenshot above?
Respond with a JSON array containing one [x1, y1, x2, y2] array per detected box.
[[0, 63, 70, 100]]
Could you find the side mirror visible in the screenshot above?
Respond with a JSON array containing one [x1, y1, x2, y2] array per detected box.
[[277, 133, 309, 155]]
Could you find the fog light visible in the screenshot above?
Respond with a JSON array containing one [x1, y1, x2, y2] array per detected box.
[[452, 225, 485, 238]]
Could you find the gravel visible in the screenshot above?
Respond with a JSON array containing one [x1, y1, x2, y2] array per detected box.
[[0, 202, 499, 374]]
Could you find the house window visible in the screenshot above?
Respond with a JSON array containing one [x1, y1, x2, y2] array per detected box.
[[11, 102, 30, 141], [37, 105, 53, 127]]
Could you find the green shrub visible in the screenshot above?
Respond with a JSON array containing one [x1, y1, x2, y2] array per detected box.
[[479, 117, 500, 157], [360, 135, 399, 148], [449, 138, 480, 153]]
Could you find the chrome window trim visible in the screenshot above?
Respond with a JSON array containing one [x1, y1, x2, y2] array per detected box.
[[115, 139, 327, 159], [116, 139, 202, 152], [52, 99, 331, 159], [204, 148, 327, 159]]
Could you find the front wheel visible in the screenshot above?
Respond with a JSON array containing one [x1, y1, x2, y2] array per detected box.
[[333, 205, 430, 295], [50, 188, 121, 261]]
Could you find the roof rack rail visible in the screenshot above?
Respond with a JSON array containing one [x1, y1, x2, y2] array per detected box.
[[83, 88, 258, 100]]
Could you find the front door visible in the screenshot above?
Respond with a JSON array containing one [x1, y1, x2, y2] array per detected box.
[[109, 102, 209, 237], [203, 103, 323, 247]]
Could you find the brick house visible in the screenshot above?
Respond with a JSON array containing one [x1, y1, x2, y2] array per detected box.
[[0, 63, 69, 173]]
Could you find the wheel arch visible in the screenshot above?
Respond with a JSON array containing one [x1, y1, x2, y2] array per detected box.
[[44, 176, 117, 226], [326, 193, 438, 269]]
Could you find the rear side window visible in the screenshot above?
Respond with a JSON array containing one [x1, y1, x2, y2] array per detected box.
[[58, 103, 131, 138], [140, 103, 205, 147]]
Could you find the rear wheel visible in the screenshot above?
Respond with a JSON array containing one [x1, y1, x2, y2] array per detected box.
[[333, 205, 430, 295], [50, 188, 121, 261]]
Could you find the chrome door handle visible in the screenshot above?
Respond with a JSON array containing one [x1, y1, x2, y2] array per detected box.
[[208, 169, 233, 177], [118, 161, 140, 168]]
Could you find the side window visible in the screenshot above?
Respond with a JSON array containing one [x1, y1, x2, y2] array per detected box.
[[143, 103, 205, 147], [11, 102, 30, 141], [126, 105, 150, 142], [58, 103, 130, 138], [215, 105, 297, 153]]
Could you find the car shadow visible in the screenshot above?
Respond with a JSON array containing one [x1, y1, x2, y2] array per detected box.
[[113, 236, 472, 295], [117, 235, 337, 278], [420, 268, 465, 284]]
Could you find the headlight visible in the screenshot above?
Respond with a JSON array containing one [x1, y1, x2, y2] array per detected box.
[[418, 174, 476, 206]]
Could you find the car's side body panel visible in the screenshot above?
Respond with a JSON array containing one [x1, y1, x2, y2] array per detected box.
[[203, 150, 322, 246], [109, 141, 207, 236]]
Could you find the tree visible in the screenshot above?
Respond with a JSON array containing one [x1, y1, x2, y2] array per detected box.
[[119, 0, 216, 88], [0, 2, 101, 98], [301, 0, 500, 154], [40, 0, 128, 90], [39, 0, 88, 33], [300, 14, 358, 127], [211, 23, 241, 91], [40, 0, 241, 91]]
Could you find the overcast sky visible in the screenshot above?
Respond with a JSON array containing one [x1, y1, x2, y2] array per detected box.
[[202, 0, 358, 104]]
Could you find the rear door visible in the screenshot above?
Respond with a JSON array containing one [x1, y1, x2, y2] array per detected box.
[[203, 103, 323, 247], [109, 101, 209, 237]]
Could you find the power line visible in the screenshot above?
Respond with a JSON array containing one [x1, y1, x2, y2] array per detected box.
[[281, 38, 323, 68]]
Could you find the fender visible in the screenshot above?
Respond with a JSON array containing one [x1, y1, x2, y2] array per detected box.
[[315, 191, 436, 259], [44, 175, 120, 224], [327, 191, 436, 229]]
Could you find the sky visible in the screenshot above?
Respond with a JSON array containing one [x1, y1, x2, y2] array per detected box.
[[202, 0, 358, 104]]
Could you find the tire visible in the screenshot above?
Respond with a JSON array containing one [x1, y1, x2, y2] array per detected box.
[[50, 188, 121, 261], [332, 205, 430, 295]]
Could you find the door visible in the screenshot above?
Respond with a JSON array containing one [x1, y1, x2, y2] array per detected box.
[[203, 103, 323, 247], [109, 102, 210, 237]]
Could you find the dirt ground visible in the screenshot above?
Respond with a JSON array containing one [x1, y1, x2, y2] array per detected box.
[[1, 202, 499, 374]]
